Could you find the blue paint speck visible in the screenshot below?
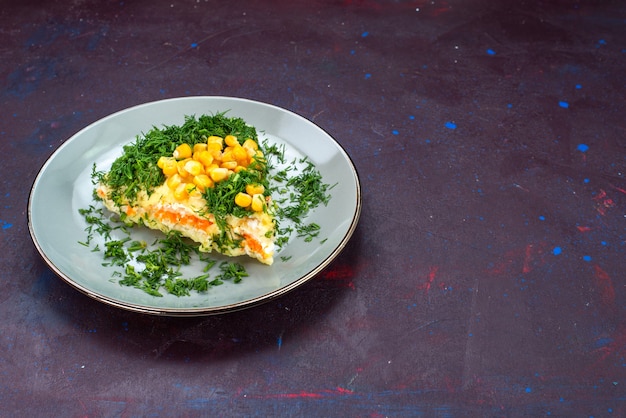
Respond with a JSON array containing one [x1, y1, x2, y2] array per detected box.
[[584, 178, 590, 183], [364, 73, 371, 79], [595, 337, 613, 348], [601, 241, 608, 246], [507, 103, 513, 108], [445, 121, 457, 130], [598, 39, 606, 45], [576, 84, 582, 89], [1, 221, 12, 230], [577, 143, 589, 153], [361, 31, 369, 38], [553, 246, 562, 255], [409, 115, 415, 120], [392, 130, 399, 135], [525, 387, 532, 393], [190, 43, 198, 48], [539, 215, 546, 221], [486, 49, 496, 56], [559, 101, 569, 108], [583, 255, 592, 262]]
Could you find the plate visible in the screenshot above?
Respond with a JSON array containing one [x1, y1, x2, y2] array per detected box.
[[28, 96, 361, 316]]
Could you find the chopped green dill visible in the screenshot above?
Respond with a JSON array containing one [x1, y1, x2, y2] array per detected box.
[[276, 159, 332, 222], [127, 240, 147, 252], [164, 274, 211, 297], [280, 255, 292, 262], [103, 238, 131, 266], [263, 140, 286, 165], [77, 204, 234, 297], [216, 261, 248, 283], [296, 222, 321, 242], [272, 166, 293, 183], [198, 253, 217, 272]]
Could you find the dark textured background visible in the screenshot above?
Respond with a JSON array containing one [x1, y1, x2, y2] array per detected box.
[[2, 0, 625, 416]]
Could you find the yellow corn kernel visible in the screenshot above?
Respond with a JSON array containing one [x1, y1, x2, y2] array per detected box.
[[221, 149, 235, 162], [232, 145, 249, 165], [251, 194, 265, 212], [189, 190, 203, 199], [242, 138, 258, 151], [197, 150, 214, 167], [177, 159, 190, 177], [207, 141, 223, 152], [246, 183, 265, 196], [166, 174, 183, 190], [174, 183, 189, 200], [209, 167, 230, 183], [210, 149, 223, 162], [245, 147, 256, 159], [234, 165, 246, 173], [184, 160, 204, 176], [159, 157, 178, 176], [173, 143, 192, 160], [157, 156, 169, 169], [193, 143, 208, 154], [220, 161, 238, 170], [224, 134, 239, 147], [207, 135, 224, 148], [234, 192, 252, 208], [193, 174, 214, 192]]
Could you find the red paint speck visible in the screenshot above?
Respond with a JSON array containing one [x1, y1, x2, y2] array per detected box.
[[322, 264, 356, 289], [593, 189, 615, 216], [611, 184, 626, 195], [593, 264, 615, 306], [417, 265, 439, 293], [522, 244, 533, 274]]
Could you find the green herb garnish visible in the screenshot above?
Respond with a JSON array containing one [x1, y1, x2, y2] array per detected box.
[[216, 261, 248, 283]]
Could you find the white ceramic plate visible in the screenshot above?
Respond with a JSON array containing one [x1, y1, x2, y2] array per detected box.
[[28, 97, 361, 316]]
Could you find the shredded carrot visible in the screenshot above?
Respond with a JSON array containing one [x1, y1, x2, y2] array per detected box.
[[153, 208, 213, 231], [243, 233, 263, 255]]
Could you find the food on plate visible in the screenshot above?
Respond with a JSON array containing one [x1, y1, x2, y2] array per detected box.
[[94, 113, 276, 265]]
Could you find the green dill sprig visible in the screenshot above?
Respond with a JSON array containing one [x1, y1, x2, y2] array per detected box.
[[77, 206, 248, 297], [215, 261, 248, 283], [269, 157, 334, 249], [296, 222, 321, 243]]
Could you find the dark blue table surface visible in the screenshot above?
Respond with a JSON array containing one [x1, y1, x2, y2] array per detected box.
[[2, 0, 625, 416]]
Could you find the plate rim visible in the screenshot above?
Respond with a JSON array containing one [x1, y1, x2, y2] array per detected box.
[[27, 95, 362, 316]]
